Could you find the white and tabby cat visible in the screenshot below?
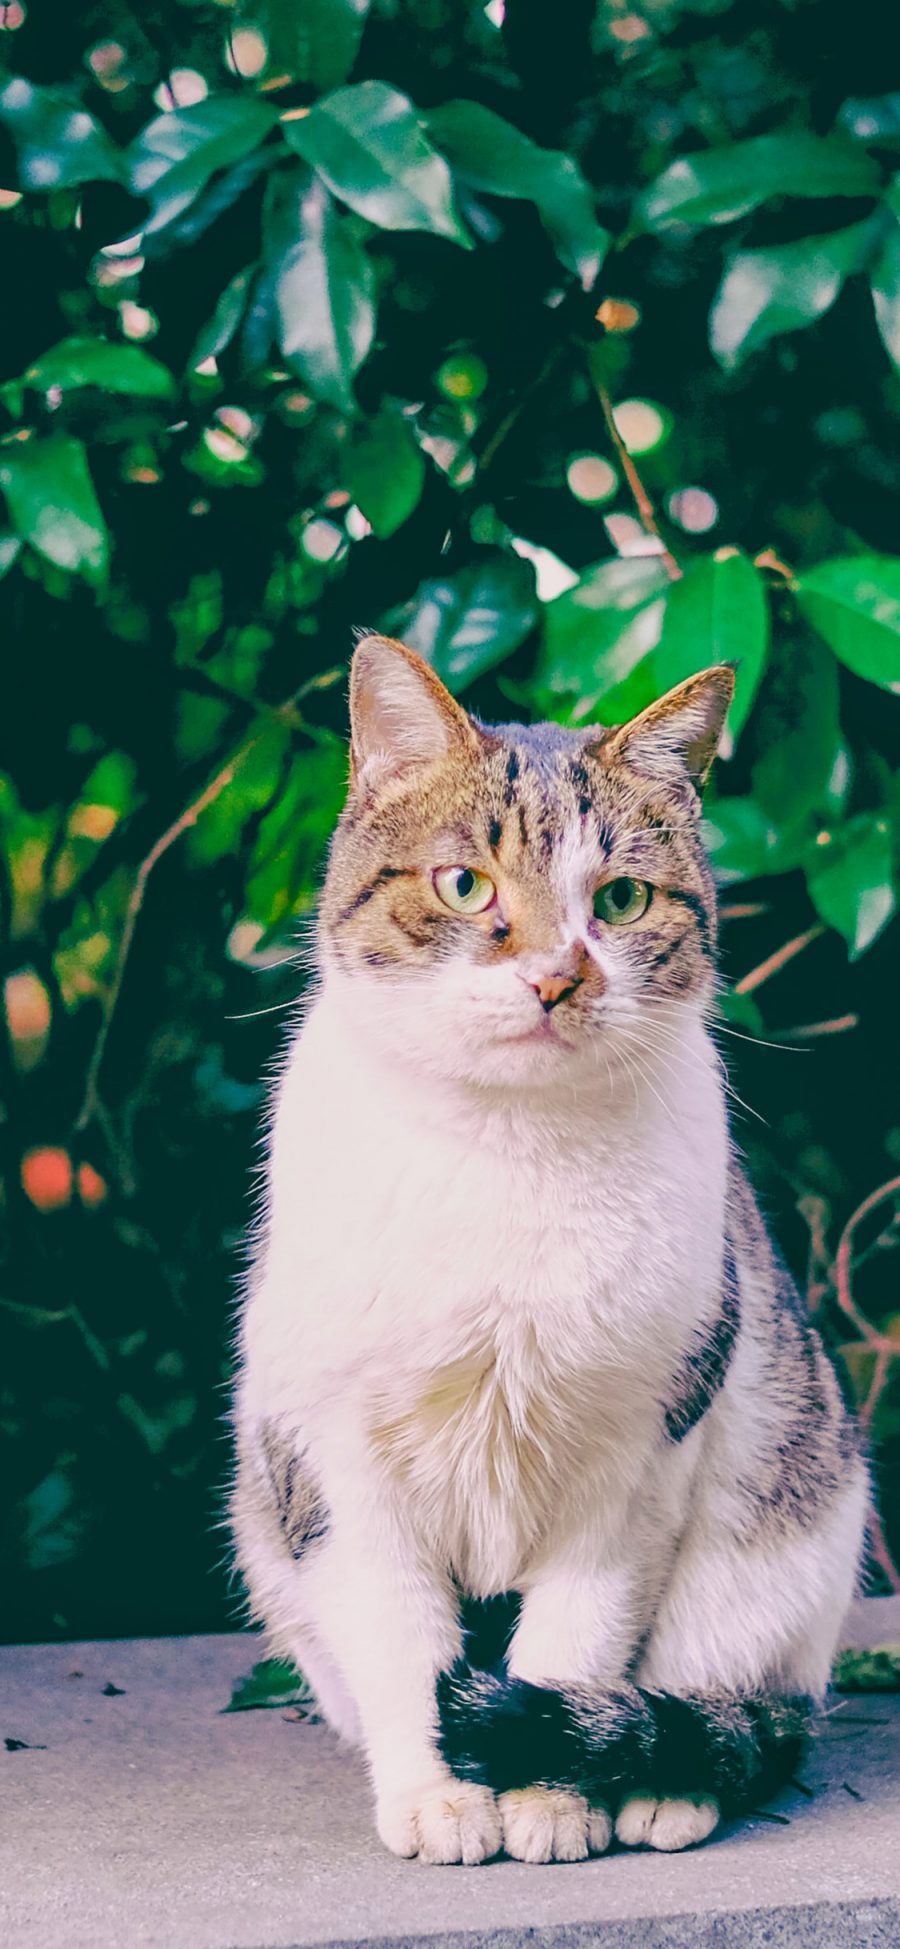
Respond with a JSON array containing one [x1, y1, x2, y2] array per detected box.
[[231, 636, 867, 1865]]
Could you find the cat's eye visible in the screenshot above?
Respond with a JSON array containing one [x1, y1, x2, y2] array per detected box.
[[593, 877, 651, 925], [433, 866, 496, 915]]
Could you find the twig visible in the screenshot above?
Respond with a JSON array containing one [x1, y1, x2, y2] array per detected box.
[[754, 547, 796, 585], [74, 696, 305, 1136], [593, 379, 681, 580], [834, 1176, 900, 1345], [734, 922, 825, 996], [719, 901, 771, 920], [771, 1013, 859, 1041]]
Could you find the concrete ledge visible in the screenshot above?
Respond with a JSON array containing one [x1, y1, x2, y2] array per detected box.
[[2, 1599, 899, 1949]]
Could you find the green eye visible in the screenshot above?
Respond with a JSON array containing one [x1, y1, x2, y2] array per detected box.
[[433, 866, 496, 915], [593, 877, 651, 925]]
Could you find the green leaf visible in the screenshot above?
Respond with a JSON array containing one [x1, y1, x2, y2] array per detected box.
[[870, 212, 900, 368], [833, 1644, 900, 1691], [637, 133, 880, 231], [535, 556, 670, 717], [751, 635, 841, 832], [188, 722, 288, 866], [653, 548, 769, 739], [796, 555, 900, 692], [272, 175, 375, 412], [342, 406, 425, 537], [702, 795, 807, 883], [254, 0, 370, 90], [128, 97, 277, 237], [282, 81, 471, 246], [190, 267, 255, 368], [425, 99, 607, 288], [223, 1656, 314, 1713], [22, 336, 175, 400], [0, 434, 108, 584], [711, 223, 875, 368], [245, 742, 348, 932], [398, 552, 538, 690], [806, 813, 896, 958], [0, 78, 123, 189]]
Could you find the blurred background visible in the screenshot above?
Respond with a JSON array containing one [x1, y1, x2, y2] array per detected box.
[[1, 0, 898, 1646]]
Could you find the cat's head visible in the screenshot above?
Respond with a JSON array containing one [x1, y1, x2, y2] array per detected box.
[[319, 635, 733, 1090]]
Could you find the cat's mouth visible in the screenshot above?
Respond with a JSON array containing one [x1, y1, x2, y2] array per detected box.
[[497, 1019, 576, 1052]]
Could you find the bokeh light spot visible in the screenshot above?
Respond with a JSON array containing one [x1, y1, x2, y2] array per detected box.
[[595, 298, 641, 335], [611, 398, 670, 455], [225, 28, 268, 76], [346, 505, 372, 540], [119, 301, 157, 341], [302, 518, 344, 563], [153, 69, 208, 110], [567, 453, 618, 505], [668, 486, 719, 534], [437, 353, 488, 401]]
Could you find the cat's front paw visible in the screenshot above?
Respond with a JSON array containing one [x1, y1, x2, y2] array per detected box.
[[615, 1793, 719, 1851], [377, 1779, 502, 1865], [499, 1787, 612, 1863]]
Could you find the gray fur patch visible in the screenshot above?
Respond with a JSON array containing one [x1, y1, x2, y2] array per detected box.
[[260, 1422, 330, 1560], [664, 1244, 740, 1442]]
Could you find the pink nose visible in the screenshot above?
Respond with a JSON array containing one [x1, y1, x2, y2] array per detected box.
[[530, 972, 583, 1012]]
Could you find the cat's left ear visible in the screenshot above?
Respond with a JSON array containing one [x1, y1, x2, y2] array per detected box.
[[349, 633, 477, 781], [600, 665, 735, 792]]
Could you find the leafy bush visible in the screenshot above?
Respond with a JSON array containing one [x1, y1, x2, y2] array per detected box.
[[1, 0, 898, 1641]]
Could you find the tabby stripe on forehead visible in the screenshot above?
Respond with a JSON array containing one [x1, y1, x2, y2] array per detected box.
[[488, 817, 503, 853], [503, 750, 520, 805], [335, 866, 414, 926], [667, 888, 713, 955], [569, 760, 593, 818]]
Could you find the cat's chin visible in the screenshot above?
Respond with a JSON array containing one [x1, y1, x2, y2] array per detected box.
[[443, 1026, 597, 1092]]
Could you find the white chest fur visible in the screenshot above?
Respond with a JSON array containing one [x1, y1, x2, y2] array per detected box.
[[241, 993, 728, 1592]]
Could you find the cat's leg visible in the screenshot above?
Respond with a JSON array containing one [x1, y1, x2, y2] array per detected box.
[[233, 1417, 500, 1863], [617, 1460, 869, 1852], [488, 1558, 648, 1862], [301, 1506, 501, 1864]]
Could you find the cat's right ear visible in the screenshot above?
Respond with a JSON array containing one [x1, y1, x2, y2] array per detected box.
[[349, 634, 477, 782]]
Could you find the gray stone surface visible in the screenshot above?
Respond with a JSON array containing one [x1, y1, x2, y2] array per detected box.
[[2, 1603, 899, 1949]]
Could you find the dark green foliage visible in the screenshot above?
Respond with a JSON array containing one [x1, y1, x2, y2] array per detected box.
[[1, 0, 899, 1641]]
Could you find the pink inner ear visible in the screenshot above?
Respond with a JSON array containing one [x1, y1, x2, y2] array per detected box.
[[350, 635, 475, 774]]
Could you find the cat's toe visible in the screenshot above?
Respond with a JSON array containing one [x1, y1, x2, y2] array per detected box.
[[499, 1787, 611, 1862], [616, 1793, 719, 1852], [378, 1781, 501, 1865]]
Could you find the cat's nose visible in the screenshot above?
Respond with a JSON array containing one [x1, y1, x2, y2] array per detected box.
[[530, 972, 583, 1012]]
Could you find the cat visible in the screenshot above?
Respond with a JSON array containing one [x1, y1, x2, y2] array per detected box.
[[231, 633, 867, 1866]]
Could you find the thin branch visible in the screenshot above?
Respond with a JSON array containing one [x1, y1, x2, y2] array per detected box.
[[734, 922, 825, 996], [74, 695, 306, 1136], [720, 901, 771, 921], [834, 1176, 900, 1346], [593, 379, 681, 580], [771, 1013, 859, 1041]]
